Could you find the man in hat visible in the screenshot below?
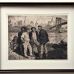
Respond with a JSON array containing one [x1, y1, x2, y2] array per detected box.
[[29, 27, 39, 59]]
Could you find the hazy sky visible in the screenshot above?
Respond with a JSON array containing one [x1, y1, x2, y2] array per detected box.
[[8, 15, 67, 27]]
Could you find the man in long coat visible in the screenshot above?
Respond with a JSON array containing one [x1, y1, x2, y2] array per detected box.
[[38, 25, 49, 59]]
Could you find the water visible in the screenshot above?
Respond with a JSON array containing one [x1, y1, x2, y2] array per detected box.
[[9, 32, 67, 44]]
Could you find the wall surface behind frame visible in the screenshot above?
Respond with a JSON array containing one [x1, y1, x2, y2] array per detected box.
[[0, 7, 1, 69], [0, 72, 74, 74]]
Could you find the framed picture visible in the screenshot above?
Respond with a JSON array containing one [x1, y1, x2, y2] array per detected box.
[[0, 3, 74, 73]]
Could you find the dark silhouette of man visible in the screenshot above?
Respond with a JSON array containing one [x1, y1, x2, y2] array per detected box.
[[16, 27, 25, 56], [38, 25, 49, 59]]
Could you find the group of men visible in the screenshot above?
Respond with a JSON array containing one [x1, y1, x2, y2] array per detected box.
[[12, 25, 49, 59]]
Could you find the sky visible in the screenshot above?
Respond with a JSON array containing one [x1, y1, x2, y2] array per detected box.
[[8, 15, 67, 27]]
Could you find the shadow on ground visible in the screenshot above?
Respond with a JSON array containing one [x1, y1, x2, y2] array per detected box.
[[9, 41, 67, 60]]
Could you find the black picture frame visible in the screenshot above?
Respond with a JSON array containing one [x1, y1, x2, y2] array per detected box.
[[0, 3, 74, 73]]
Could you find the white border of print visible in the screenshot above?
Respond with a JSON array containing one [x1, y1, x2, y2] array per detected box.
[[1, 7, 74, 70]]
